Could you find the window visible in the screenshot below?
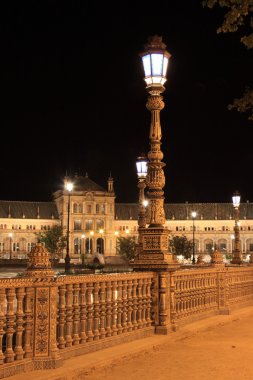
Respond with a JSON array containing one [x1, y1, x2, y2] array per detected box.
[[249, 244, 253, 252], [101, 204, 105, 214], [79, 204, 83, 213], [74, 220, 82, 230], [96, 204, 100, 214], [87, 204, 92, 213], [205, 243, 213, 253], [96, 219, 104, 230], [219, 243, 227, 251], [85, 219, 93, 230], [74, 238, 80, 254], [73, 203, 78, 213]]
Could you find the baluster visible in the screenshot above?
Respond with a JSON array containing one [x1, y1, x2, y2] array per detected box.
[[146, 278, 152, 327], [100, 282, 106, 339], [142, 279, 147, 327], [117, 281, 123, 335], [122, 280, 128, 333], [58, 285, 66, 349], [111, 281, 118, 336], [93, 282, 100, 340], [5, 288, 15, 363], [132, 279, 138, 330], [137, 279, 143, 329], [105, 281, 112, 337], [127, 280, 133, 332], [72, 283, 80, 345], [24, 287, 33, 358], [65, 284, 73, 347], [0, 289, 6, 364], [86, 283, 94, 342], [80, 283, 87, 344], [14, 287, 25, 360]]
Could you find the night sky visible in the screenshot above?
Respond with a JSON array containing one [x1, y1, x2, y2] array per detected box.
[[1, 2, 253, 204]]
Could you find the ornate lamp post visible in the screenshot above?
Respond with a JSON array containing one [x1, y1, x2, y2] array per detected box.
[[65, 181, 73, 272], [231, 191, 242, 264], [133, 35, 178, 270], [191, 211, 197, 264]]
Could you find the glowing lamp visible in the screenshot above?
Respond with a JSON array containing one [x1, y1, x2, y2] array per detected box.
[[65, 182, 73, 192], [140, 35, 171, 88], [136, 155, 148, 179], [232, 191, 241, 208]]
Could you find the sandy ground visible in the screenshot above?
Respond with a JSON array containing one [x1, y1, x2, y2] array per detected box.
[[8, 306, 253, 380]]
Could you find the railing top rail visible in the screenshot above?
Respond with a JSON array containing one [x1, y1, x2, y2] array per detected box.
[[0, 271, 156, 288]]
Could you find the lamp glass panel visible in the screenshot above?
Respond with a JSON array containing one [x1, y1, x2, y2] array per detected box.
[[162, 57, 169, 77], [232, 195, 240, 207], [151, 53, 163, 76], [142, 55, 151, 77], [136, 160, 147, 177]]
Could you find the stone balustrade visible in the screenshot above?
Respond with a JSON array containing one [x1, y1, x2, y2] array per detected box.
[[1, 267, 253, 378]]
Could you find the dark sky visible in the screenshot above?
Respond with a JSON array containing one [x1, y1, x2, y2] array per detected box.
[[1, 2, 253, 204]]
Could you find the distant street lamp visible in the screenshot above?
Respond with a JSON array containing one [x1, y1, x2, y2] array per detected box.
[[191, 211, 197, 264], [136, 155, 148, 246], [231, 191, 242, 264], [8, 233, 13, 260], [65, 181, 73, 272]]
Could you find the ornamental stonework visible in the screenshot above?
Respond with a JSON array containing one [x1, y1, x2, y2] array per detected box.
[[146, 96, 164, 111], [34, 288, 50, 357]]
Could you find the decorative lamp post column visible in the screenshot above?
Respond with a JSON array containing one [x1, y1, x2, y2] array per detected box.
[[231, 191, 242, 264], [191, 211, 197, 264], [65, 181, 73, 272], [133, 35, 179, 270]]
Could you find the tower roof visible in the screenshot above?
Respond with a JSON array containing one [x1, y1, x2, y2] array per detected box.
[[70, 175, 107, 192]]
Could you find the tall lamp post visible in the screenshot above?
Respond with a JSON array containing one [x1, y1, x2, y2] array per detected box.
[[231, 191, 242, 264], [133, 35, 178, 270], [136, 155, 148, 251], [191, 211, 197, 264], [65, 181, 73, 272]]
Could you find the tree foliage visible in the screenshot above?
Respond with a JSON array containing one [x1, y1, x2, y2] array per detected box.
[[116, 236, 136, 261], [203, 0, 253, 120], [169, 235, 193, 259], [36, 225, 67, 261]]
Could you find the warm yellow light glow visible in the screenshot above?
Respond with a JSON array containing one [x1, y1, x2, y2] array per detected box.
[[99, 229, 104, 235], [65, 182, 73, 192], [231, 234, 235, 239], [191, 211, 197, 218], [126, 229, 130, 234], [81, 234, 85, 239], [143, 200, 149, 207], [90, 231, 94, 236], [232, 191, 241, 208], [8, 233, 13, 238], [114, 231, 119, 236]]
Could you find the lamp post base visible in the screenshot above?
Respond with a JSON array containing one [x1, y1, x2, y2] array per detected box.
[[132, 227, 179, 271], [64, 255, 71, 273], [231, 250, 243, 265]]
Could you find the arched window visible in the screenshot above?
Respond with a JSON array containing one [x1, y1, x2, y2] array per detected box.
[[73, 203, 78, 213], [79, 204, 83, 213], [97, 238, 104, 254]]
